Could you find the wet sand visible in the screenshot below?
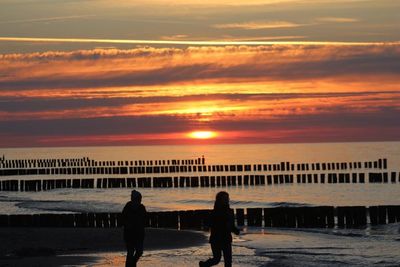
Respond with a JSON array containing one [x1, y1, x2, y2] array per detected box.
[[0, 227, 207, 266]]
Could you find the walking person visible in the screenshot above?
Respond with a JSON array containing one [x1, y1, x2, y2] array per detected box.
[[122, 190, 147, 267], [200, 191, 240, 267]]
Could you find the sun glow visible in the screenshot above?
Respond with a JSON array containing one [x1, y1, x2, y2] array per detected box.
[[188, 131, 217, 139]]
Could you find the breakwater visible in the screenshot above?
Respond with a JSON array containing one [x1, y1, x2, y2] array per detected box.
[[1, 206, 399, 229], [0, 156, 398, 191]]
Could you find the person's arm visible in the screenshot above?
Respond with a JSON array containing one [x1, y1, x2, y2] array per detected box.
[[121, 204, 128, 226], [229, 209, 240, 235], [142, 205, 147, 227], [204, 210, 213, 230]]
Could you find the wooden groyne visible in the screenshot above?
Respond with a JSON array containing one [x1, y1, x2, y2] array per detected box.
[[0, 156, 206, 170], [0, 206, 399, 229], [0, 155, 397, 191], [0, 156, 389, 177], [0, 171, 398, 191], [0, 171, 398, 192]]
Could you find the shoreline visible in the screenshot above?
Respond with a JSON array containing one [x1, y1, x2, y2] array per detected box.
[[0, 227, 207, 266]]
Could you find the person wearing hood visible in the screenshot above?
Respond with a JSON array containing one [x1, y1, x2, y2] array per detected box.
[[122, 190, 147, 267], [199, 191, 240, 267]]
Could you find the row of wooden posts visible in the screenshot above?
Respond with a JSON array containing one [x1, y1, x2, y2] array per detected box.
[[0, 172, 399, 192], [0, 158, 388, 177], [0, 156, 206, 169], [1, 206, 399, 229]]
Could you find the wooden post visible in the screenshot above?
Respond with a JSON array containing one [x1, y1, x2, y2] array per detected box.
[[243, 175, 249, 186], [236, 209, 245, 226], [271, 207, 287, 227], [369, 206, 378, 225], [179, 210, 192, 230], [339, 173, 344, 183], [337, 207, 345, 228], [386, 206, 398, 223], [185, 176, 190, 187], [75, 213, 88, 227], [263, 208, 273, 227], [332, 173, 338, 183], [313, 174, 318, 183], [267, 175, 272, 185], [231, 175, 237, 186], [391, 172, 397, 183], [247, 208, 262, 227], [88, 213, 96, 227], [326, 206, 334, 228], [227, 176, 232, 186], [285, 208, 297, 228], [383, 173, 388, 183], [378, 206, 387, 224], [320, 174, 325, 183], [352, 206, 367, 227], [157, 211, 179, 229], [359, 173, 365, 183], [307, 174, 312, 184], [109, 213, 118, 228], [352, 173, 357, 183], [284, 175, 290, 184], [190, 176, 199, 187], [221, 176, 227, 186]]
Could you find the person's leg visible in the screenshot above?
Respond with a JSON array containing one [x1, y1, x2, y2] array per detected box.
[[132, 240, 144, 265], [126, 243, 135, 267], [222, 243, 232, 267], [201, 243, 222, 267]]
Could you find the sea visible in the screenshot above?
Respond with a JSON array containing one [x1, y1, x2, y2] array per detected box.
[[1, 142, 399, 266]]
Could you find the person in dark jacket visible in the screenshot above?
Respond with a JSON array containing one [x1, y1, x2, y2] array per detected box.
[[122, 190, 147, 267], [199, 191, 240, 267]]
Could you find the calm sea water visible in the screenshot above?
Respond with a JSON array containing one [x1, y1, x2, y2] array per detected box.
[[1, 142, 400, 214], [1, 142, 400, 266], [2, 142, 400, 166]]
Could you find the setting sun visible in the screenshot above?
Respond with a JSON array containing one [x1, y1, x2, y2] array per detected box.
[[188, 131, 217, 139]]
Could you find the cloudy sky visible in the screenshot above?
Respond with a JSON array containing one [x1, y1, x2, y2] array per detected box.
[[0, 0, 399, 147]]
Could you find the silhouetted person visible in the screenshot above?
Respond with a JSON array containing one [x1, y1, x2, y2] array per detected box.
[[199, 191, 240, 267], [122, 190, 147, 267]]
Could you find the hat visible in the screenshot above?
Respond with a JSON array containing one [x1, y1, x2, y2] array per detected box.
[[131, 190, 142, 202]]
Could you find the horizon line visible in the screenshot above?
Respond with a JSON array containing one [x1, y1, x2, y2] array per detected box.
[[1, 37, 399, 46]]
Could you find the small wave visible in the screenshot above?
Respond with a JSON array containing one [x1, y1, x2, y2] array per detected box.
[[231, 201, 311, 207], [264, 247, 347, 251], [331, 232, 364, 238], [259, 250, 350, 257], [268, 202, 312, 207], [284, 227, 368, 239], [0, 195, 32, 202], [231, 200, 270, 206], [176, 199, 213, 204], [16, 200, 122, 213]]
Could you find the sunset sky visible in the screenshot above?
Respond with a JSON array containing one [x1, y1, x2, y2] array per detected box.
[[0, 0, 399, 147]]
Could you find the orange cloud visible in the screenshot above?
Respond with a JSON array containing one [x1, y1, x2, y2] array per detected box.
[[317, 17, 359, 23], [1, 44, 400, 146], [1, 44, 400, 92], [213, 21, 308, 30]]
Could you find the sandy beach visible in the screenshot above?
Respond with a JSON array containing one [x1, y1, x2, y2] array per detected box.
[[1, 224, 400, 266], [0, 227, 207, 266]]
